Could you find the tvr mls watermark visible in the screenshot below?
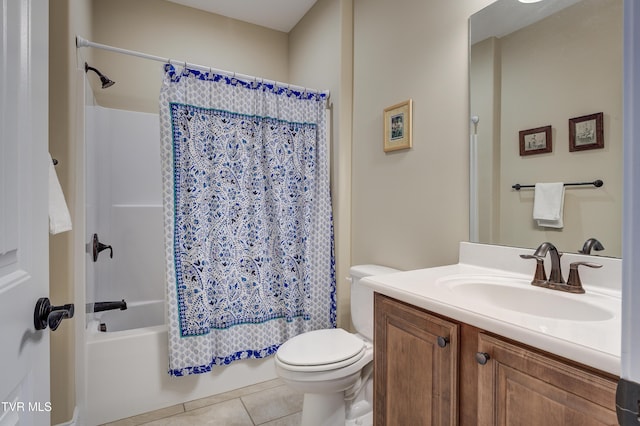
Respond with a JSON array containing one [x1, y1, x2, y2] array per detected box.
[[1, 401, 52, 412]]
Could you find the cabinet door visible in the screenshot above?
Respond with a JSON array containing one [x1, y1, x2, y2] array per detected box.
[[477, 333, 618, 426], [374, 294, 458, 426]]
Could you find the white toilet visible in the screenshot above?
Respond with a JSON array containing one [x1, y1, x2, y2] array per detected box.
[[275, 265, 399, 426]]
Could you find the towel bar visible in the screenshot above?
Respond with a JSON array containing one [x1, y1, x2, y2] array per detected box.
[[512, 179, 603, 191]]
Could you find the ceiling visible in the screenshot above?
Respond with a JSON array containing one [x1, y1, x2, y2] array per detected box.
[[165, 0, 318, 33], [470, 0, 582, 44]]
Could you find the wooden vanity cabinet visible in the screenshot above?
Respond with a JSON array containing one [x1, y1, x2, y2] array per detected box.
[[477, 333, 618, 426], [374, 294, 459, 425], [373, 294, 618, 426]]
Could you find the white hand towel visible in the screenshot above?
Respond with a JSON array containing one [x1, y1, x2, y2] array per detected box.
[[49, 154, 72, 234], [533, 182, 565, 228]]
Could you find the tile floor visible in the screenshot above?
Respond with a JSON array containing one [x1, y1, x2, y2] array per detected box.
[[102, 379, 303, 426]]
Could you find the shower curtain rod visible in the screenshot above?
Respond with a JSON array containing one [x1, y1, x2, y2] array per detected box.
[[76, 36, 330, 97]]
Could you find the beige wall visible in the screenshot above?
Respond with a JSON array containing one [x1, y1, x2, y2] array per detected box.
[[89, 0, 289, 113], [352, 0, 494, 270]]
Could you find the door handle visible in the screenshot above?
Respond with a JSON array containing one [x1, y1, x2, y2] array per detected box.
[[34, 298, 75, 331]]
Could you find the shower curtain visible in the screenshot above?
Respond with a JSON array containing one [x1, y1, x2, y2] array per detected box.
[[159, 65, 335, 376]]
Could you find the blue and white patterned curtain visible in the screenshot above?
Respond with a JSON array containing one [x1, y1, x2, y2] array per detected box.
[[159, 65, 335, 376]]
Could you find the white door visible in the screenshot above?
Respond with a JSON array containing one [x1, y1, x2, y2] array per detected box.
[[0, 1, 51, 425]]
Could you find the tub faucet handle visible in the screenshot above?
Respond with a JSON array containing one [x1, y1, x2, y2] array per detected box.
[[92, 233, 113, 262]]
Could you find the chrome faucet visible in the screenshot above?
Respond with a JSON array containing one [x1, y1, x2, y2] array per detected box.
[[533, 242, 564, 284], [579, 238, 604, 255]]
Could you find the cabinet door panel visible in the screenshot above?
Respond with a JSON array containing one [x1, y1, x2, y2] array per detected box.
[[478, 333, 617, 426], [385, 320, 435, 424], [374, 294, 458, 426]]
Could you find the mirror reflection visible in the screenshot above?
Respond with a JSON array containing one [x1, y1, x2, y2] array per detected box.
[[469, 0, 622, 257]]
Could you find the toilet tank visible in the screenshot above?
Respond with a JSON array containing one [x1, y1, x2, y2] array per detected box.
[[350, 264, 400, 341]]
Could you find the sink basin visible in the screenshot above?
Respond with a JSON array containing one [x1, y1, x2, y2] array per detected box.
[[437, 276, 615, 322]]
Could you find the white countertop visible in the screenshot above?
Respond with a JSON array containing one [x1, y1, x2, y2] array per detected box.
[[361, 243, 621, 376]]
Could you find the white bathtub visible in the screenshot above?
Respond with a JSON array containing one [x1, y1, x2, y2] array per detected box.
[[86, 315, 277, 425]]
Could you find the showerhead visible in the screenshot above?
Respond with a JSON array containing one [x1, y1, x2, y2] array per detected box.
[[84, 62, 115, 89]]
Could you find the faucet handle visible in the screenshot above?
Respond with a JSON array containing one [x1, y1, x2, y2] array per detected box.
[[519, 254, 547, 283], [566, 261, 603, 293], [519, 254, 544, 261]]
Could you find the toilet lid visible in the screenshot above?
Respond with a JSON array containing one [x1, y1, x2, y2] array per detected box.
[[276, 328, 365, 367]]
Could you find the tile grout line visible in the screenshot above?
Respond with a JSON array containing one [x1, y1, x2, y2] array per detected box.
[[239, 396, 258, 426]]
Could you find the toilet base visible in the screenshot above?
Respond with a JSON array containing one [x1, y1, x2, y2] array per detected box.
[[299, 389, 373, 426], [301, 393, 345, 426], [346, 411, 372, 426]]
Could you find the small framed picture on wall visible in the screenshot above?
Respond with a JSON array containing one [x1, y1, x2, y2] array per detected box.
[[383, 99, 412, 152], [569, 112, 604, 152], [519, 125, 552, 156]]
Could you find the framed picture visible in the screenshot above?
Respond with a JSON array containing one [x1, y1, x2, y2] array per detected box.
[[519, 125, 552, 156], [383, 99, 412, 152], [569, 112, 604, 151]]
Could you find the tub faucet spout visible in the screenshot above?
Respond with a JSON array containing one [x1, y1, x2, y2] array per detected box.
[[91, 299, 127, 313], [533, 242, 564, 284]]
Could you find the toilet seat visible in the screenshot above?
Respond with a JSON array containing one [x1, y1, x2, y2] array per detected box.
[[276, 328, 366, 372]]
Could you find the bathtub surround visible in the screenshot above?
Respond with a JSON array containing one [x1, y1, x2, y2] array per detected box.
[[84, 107, 165, 331], [85, 106, 277, 424], [159, 65, 335, 376]]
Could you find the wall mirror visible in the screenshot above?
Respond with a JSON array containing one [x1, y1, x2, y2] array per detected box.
[[469, 0, 622, 257]]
